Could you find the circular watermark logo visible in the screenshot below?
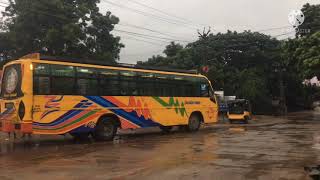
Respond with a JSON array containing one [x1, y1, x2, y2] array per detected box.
[[288, 10, 305, 27]]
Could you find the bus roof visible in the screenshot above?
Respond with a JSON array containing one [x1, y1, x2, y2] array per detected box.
[[16, 53, 203, 77]]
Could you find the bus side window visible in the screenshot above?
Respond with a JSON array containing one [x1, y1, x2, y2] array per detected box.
[[137, 72, 154, 96], [34, 77, 50, 95], [200, 83, 210, 97], [76, 67, 98, 95], [120, 71, 137, 96], [155, 74, 175, 97], [99, 69, 120, 96], [50, 65, 75, 95], [34, 63, 51, 95]]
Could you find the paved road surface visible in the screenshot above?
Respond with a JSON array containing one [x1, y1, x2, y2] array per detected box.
[[0, 111, 320, 180]]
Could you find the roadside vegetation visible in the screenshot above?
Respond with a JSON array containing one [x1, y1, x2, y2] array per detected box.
[[0, 1, 319, 114]]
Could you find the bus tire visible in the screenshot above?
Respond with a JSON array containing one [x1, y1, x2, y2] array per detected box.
[[93, 117, 118, 141], [187, 114, 201, 132], [159, 126, 173, 133]]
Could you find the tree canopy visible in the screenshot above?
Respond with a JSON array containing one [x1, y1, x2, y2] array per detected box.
[[296, 3, 320, 37], [0, 0, 123, 64], [139, 3, 320, 113], [139, 31, 281, 113]]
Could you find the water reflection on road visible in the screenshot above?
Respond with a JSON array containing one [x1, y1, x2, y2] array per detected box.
[[0, 112, 320, 179]]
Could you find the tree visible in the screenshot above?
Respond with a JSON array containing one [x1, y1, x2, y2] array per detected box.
[[297, 3, 320, 37], [297, 32, 320, 78], [141, 31, 281, 114], [281, 3, 320, 109], [0, 0, 123, 63], [140, 2, 320, 113], [163, 41, 183, 57]]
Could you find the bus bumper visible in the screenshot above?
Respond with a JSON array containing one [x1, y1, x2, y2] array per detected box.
[[0, 120, 15, 132], [0, 121, 32, 133]]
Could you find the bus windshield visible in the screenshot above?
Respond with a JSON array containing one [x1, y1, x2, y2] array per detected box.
[[0, 64, 23, 99]]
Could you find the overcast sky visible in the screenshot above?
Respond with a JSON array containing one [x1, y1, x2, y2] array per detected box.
[[98, 0, 319, 64]]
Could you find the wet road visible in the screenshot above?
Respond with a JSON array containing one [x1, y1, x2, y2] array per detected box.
[[1, 111, 320, 180]]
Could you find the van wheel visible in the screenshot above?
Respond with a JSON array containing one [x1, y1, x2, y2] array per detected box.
[[160, 126, 173, 133], [93, 117, 118, 141], [187, 114, 201, 132]]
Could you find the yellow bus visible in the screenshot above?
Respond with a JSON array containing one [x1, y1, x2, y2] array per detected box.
[[0, 53, 218, 141]]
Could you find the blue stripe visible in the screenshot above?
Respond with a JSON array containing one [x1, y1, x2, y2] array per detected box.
[[86, 96, 160, 127], [33, 110, 82, 126]]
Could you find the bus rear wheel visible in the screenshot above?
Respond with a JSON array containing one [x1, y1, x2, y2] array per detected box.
[[93, 117, 118, 141], [187, 114, 201, 132]]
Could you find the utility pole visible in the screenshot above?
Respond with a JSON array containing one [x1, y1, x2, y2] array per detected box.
[[197, 27, 211, 74]]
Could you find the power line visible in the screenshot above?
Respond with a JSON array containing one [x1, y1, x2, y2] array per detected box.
[[120, 35, 166, 46], [0, 1, 191, 44], [101, 0, 198, 30], [0, 1, 298, 47], [124, 0, 193, 24], [114, 29, 191, 43], [123, 0, 219, 31], [122, 50, 164, 56], [117, 22, 191, 39], [254, 26, 293, 33], [272, 30, 296, 38], [118, 32, 173, 43]]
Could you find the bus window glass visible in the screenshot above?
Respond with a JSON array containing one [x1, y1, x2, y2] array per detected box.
[[155, 74, 177, 97], [76, 67, 98, 95], [120, 71, 137, 96], [173, 75, 189, 97], [99, 69, 120, 96], [137, 72, 154, 96], [34, 63, 50, 75], [34, 77, 50, 95], [76, 67, 97, 78], [51, 65, 75, 77], [200, 78, 210, 97], [33, 63, 51, 95], [77, 78, 98, 95], [51, 65, 75, 95]]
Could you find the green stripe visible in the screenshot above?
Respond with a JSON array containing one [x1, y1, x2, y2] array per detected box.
[[152, 97, 188, 117], [34, 111, 97, 131]]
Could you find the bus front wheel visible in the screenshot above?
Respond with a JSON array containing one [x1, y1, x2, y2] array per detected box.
[[93, 117, 118, 141], [187, 114, 201, 132]]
